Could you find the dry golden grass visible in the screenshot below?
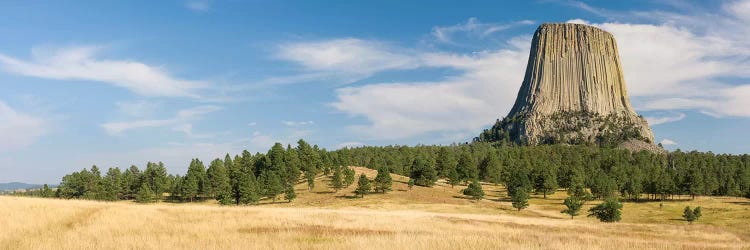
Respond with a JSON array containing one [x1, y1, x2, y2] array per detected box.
[[1, 166, 748, 250]]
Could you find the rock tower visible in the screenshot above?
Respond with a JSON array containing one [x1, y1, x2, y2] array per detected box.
[[477, 23, 655, 148]]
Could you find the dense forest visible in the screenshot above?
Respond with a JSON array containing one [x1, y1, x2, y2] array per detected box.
[[12, 140, 750, 205]]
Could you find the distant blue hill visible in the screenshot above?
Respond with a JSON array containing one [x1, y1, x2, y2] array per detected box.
[[0, 182, 48, 191]]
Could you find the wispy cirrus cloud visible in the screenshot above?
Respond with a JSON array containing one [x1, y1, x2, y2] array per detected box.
[[101, 105, 221, 135], [645, 112, 686, 125], [0, 46, 207, 98], [431, 17, 534, 44], [274, 38, 421, 85]]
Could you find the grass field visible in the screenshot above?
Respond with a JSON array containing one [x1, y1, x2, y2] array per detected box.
[[2, 167, 749, 249]]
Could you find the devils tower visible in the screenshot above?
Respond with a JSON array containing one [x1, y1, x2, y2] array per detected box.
[[477, 23, 655, 148]]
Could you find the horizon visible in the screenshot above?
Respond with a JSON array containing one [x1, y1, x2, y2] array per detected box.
[[2, 0, 750, 184]]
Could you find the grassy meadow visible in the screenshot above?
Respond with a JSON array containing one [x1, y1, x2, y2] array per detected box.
[[1, 167, 749, 249]]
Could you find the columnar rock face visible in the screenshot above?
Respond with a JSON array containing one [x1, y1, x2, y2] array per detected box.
[[477, 23, 655, 147]]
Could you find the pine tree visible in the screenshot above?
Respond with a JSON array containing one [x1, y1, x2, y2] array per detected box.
[[683, 206, 702, 224], [238, 170, 260, 205], [410, 155, 438, 187], [561, 195, 585, 219], [534, 166, 558, 199], [588, 198, 622, 222], [136, 182, 156, 203], [284, 184, 297, 202], [456, 150, 478, 183], [305, 170, 316, 191], [374, 167, 392, 193], [567, 168, 590, 200], [331, 167, 344, 192], [446, 167, 460, 188], [261, 171, 284, 203], [479, 153, 502, 185], [355, 174, 371, 198], [144, 162, 168, 200], [436, 147, 458, 177], [462, 179, 484, 200], [207, 158, 231, 202], [511, 188, 529, 211], [506, 166, 531, 198], [85, 165, 103, 200], [343, 167, 356, 187], [102, 167, 122, 201], [182, 158, 207, 202], [41, 184, 53, 198], [122, 165, 142, 200]]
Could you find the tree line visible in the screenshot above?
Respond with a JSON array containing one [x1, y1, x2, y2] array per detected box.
[[17, 141, 750, 206]]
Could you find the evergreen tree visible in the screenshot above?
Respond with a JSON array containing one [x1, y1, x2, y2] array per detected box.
[[355, 174, 371, 198], [683, 206, 702, 224], [305, 170, 316, 191], [374, 167, 392, 193], [408, 178, 415, 190], [136, 182, 156, 203], [331, 167, 344, 192], [85, 165, 103, 200], [284, 145, 302, 186], [237, 170, 260, 205], [479, 153, 503, 185], [41, 184, 53, 198], [456, 150, 478, 183], [143, 162, 168, 200], [121, 165, 141, 199], [284, 184, 297, 202], [436, 147, 458, 177], [588, 198, 622, 222], [534, 165, 558, 199], [410, 155, 438, 187], [511, 189, 529, 211], [462, 179, 484, 200], [182, 159, 207, 202], [561, 195, 585, 219], [207, 158, 231, 201], [261, 171, 284, 203], [446, 166, 460, 188], [567, 168, 590, 200], [102, 167, 123, 201], [506, 166, 532, 198], [343, 167, 356, 187]]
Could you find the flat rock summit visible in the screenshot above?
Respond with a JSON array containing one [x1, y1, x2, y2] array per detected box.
[[478, 23, 656, 150]]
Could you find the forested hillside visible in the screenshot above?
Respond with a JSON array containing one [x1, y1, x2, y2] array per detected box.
[[15, 140, 750, 205]]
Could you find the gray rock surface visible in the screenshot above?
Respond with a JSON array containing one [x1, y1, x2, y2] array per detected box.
[[499, 23, 654, 146]]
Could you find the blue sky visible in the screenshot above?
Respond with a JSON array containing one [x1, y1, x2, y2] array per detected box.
[[1, 0, 749, 183]]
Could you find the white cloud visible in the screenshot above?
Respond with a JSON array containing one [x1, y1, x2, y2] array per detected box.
[[248, 122, 257, 126], [660, 139, 678, 146], [645, 112, 686, 125], [260, 4, 750, 141], [431, 18, 534, 44], [0, 101, 47, 151], [337, 142, 364, 149], [276, 38, 420, 84], [281, 120, 314, 126], [330, 14, 750, 139], [332, 42, 529, 139], [101, 105, 221, 135], [726, 0, 750, 21], [0, 46, 206, 97], [185, 1, 210, 11]]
